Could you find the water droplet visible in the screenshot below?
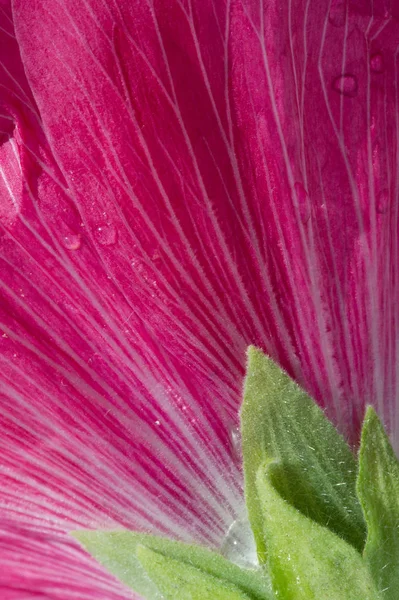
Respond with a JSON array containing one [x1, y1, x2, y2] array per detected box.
[[228, 425, 242, 462], [293, 182, 311, 224], [333, 74, 358, 97], [370, 52, 384, 73], [377, 189, 389, 214], [63, 233, 81, 250], [221, 517, 258, 569], [0, 113, 15, 145], [94, 223, 117, 246], [329, 1, 346, 27]]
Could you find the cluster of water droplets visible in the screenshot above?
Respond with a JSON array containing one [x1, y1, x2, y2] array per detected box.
[[62, 221, 117, 251], [331, 49, 385, 98], [327, 0, 386, 98]]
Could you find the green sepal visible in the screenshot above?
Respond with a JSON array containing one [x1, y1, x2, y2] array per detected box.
[[256, 461, 381, 600], [71, 530, 273, 600], [357, 406, 399, 598], [241, 347, 366, 560], [136, 545, 253, 600]]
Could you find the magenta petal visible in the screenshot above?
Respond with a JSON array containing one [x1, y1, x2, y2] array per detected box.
[[229, 0, 399, 437], [1, 0, 245, 593], [0, 525, 134, 599], [11, 0, 285, 367]]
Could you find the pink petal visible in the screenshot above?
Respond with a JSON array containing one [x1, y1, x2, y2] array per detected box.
[[13, 0, 399, 436], [0, 524, 131, 599], [2, 0, 245, 593], [2, 0, 399, 595], [229, 0, 399, 437]]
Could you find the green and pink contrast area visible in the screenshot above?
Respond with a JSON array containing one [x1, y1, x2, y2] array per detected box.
[[0, 0, 398, 598]]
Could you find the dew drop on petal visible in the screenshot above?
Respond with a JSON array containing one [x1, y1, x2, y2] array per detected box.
[[63, 233, 81, 250], [377, 189, 389, 214], [370, 52, 384, 73], [333, 74, 358, 97], [221, 517, 258, 568], [0, 126, 22, 227], [293, 182, 311, 224], [94, 222, 117, 246], [228, 424, 242, 462], [329, 1, 346, 27]]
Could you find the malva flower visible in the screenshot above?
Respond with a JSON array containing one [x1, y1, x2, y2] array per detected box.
[[1, 0, 399, 597]]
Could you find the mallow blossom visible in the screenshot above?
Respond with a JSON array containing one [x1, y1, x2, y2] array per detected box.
[[0, 0, 398, 597]]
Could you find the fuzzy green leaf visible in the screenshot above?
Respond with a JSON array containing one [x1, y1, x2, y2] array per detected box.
[[357, 407, 399, 599], [241, 347, 366, 560], [72, 530, 273, 600], [136, 545, 253, 600], [256, 462, 380, 600]]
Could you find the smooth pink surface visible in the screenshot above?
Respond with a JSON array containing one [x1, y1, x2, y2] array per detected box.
[[1, 0, 399, 596]]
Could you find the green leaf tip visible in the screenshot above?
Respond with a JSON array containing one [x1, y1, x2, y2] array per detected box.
[[71, 530, 162, 599], [358, 406, 399, 599], [255, 461, 380, 600], [246, 345, 263, 360], [241, 347, 366, 561]]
